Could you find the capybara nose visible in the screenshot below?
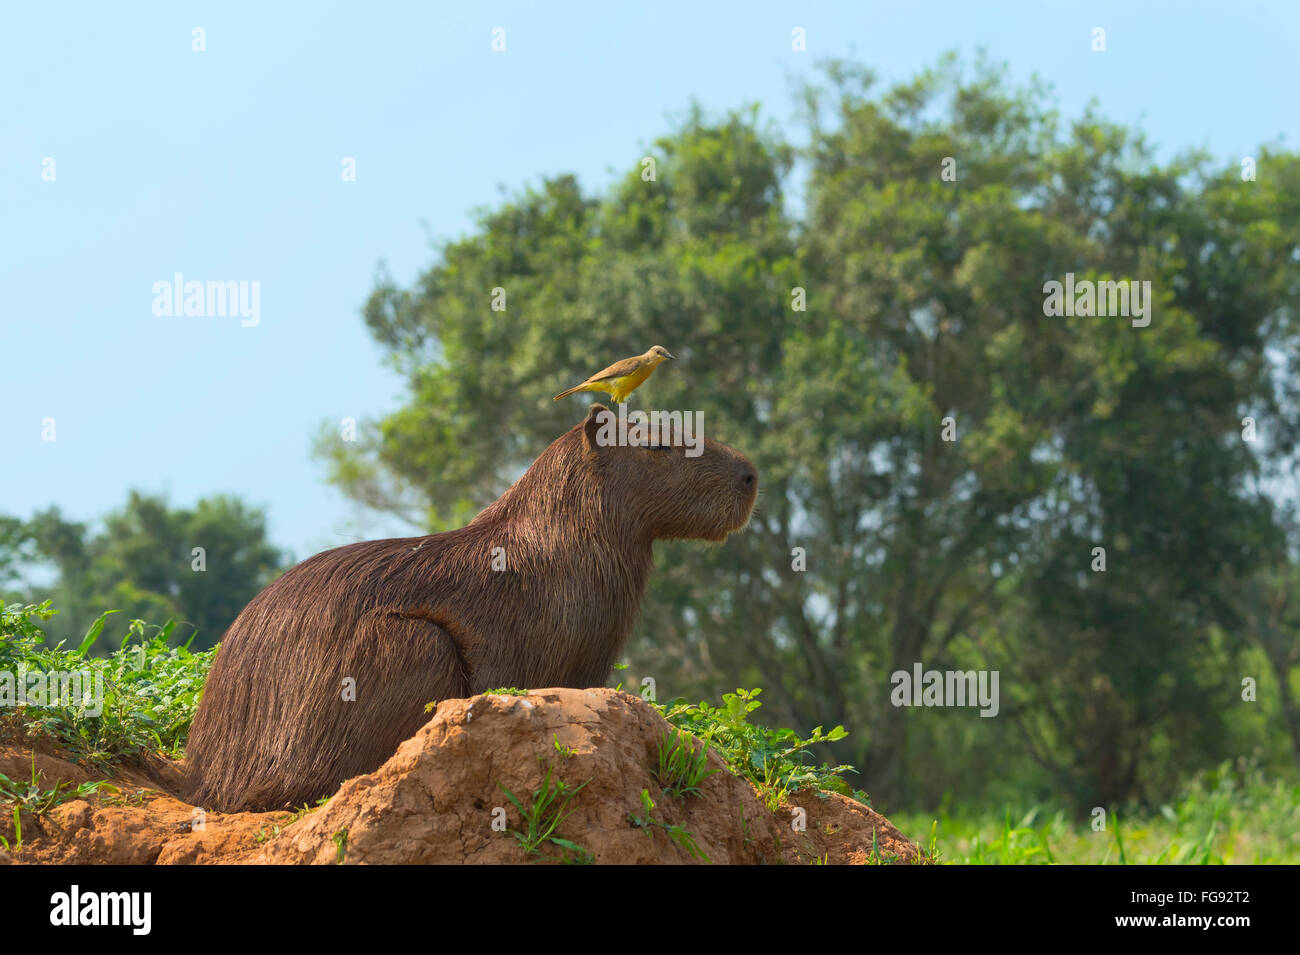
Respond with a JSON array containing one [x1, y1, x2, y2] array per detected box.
[[739, 466, 757, 493]]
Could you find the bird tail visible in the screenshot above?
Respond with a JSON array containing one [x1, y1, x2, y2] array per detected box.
[[553, 383, 588, 401]]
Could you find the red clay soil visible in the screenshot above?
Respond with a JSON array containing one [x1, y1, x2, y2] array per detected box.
[[0, 688, 918, 865]]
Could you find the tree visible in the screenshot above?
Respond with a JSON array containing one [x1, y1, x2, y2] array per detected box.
[[318, 57, 1299, 810], [1, 492, 286, 651], [1237, 557, 1300, 771]]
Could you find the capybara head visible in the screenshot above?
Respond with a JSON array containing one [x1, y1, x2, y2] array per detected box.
[[577, 403, 757, 542]]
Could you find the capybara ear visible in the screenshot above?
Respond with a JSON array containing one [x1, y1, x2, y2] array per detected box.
[[583, 403, 610, 453]]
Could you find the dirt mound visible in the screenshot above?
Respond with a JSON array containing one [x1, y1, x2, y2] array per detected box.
[[1, 688, 917, 865]]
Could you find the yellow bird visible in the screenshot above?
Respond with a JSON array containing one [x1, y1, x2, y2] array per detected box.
[[553, 345, 676, 404]]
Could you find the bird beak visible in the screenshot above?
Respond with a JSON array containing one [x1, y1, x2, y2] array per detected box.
[[664, 351, 676, 360]]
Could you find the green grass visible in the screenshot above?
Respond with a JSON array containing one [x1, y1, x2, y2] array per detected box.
[[255, 798, 330, 843], [893, 761, 1300, 864], [0, 600, 214, 767], [628, 787, 709, 862], [0, 752, 119, 814], [0, 751, 122, 853], [552, 733, 576, 760], [654, 728, 717, 798], [498, 762, 593, 863]]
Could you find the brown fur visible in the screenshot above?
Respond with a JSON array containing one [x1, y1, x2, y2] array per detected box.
[[185, 404, 757, 812]]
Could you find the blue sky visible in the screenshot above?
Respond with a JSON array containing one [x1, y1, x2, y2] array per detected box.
[[2, 1, 1296, 564]]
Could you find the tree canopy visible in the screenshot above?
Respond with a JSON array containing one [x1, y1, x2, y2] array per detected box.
[[1, 492, 284, 652]]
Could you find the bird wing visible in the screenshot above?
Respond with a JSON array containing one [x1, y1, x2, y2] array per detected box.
[[583, 355, 645, 383]]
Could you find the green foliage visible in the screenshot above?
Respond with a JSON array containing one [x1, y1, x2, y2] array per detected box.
[[859, 827, 908, 866], [0, 752, 118, 815], [256, 799, 329, 844], [656, 688, 856, 806], [498, 763, 592, 863], [552, 733, 576, 760], [0, 492, 285, 652], [655, 728, 717, 798], [0, 750, 121, 854], [0, 807, 17, 852], [895, 760, 1300, 864], [628, 788, 709, 862], [0, 599, 215, 765]]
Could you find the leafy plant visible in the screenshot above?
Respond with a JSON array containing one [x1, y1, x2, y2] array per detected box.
[[254, 802, 324, 845], [498, 763, 592, 863], [656, 688, 856, 805], [754, 755, 792, 813], [552, 733, 576, 760], [282, 798, 329, 826], [0, 806, 19, 853], [0, 600, 215, 767], [0, 754, 118, 815], [628, 788, 709, 862], [655, 728, 716, 798]]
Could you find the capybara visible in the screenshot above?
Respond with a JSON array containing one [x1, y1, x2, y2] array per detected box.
[[185, 404, 758, 812]]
